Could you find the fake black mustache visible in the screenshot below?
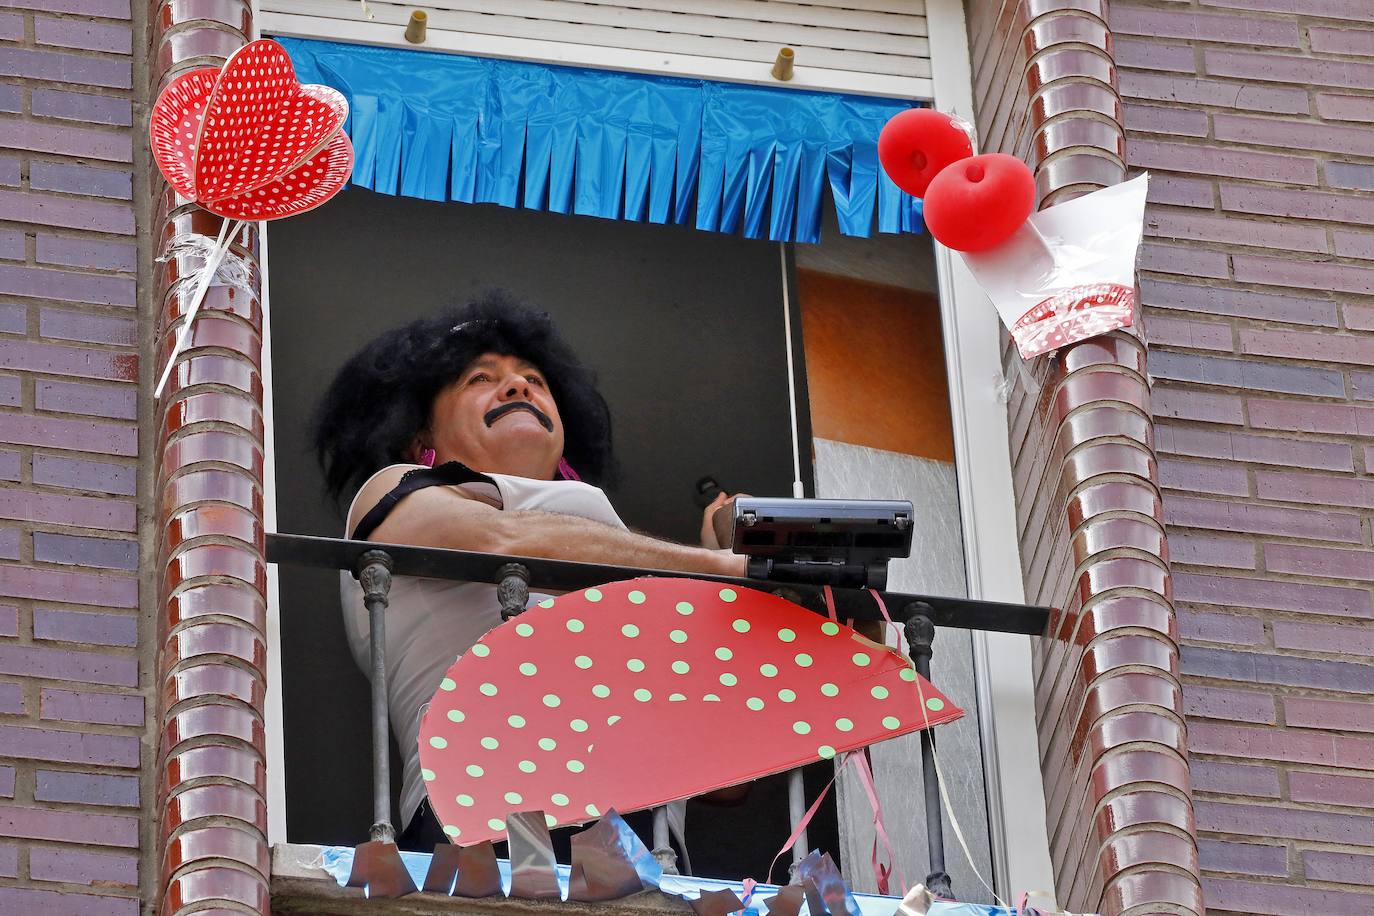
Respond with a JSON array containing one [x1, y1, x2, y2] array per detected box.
[[484, 401, 554, 432]]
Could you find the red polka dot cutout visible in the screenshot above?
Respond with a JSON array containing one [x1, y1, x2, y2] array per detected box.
[[418, 578, 963, 845], [148, 39, 353, 222]]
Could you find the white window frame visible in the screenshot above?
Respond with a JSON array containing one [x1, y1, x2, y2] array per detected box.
[[258, 2, 932, 101], [256, 0, 1054, 900]]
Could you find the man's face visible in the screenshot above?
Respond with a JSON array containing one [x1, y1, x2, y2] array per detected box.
[[426, 352, 565, 480]]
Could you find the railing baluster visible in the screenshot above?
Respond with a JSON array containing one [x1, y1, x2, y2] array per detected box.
[[357, 549, 397, 843], [787, 768, 808, 878], [652, 806, 678, 874], [904, 604, 952, 899]]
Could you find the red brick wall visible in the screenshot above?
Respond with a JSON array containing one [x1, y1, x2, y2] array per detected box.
[[967, 2, 1204, 914], [0, 0, 144, 913], [1114, 2, 1374, 914]]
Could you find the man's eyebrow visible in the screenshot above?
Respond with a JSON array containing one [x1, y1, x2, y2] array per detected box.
[[464, 356, 542, 374]]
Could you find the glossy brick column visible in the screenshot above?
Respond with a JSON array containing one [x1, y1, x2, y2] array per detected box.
[[965, 2, 1203, 914], [149, 2, 270, 915]]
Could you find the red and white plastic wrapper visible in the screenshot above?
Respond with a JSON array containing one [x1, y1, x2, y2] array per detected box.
[[961, 175, 1149, 359]]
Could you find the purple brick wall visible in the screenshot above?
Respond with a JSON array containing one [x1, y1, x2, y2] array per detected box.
[[1115, 2, 1374, 912], [0, 1, 143, 913]]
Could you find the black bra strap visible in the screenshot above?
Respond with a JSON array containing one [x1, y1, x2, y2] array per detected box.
[[350, 461, 495, 541]]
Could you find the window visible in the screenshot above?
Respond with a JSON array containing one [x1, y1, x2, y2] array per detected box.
[[257, 0, 1055, 902]]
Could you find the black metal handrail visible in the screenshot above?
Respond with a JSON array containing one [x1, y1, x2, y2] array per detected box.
[[266, 531, 1052, 898], [266, 533, 1050, 635]]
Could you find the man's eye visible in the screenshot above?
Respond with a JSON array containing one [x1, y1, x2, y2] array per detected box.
[[468, 373, 490, 385], [526, 376, 545, 387]]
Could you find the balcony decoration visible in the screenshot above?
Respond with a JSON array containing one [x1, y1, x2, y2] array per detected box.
[[877, 111, 1149, 359], [419, 577, 962, 846], [266, 527, 1048, 906], [318, 816, 906, 913], [876, 109, 973, 199], [273, 37, 925, 244], [149, 37, 354, 395]]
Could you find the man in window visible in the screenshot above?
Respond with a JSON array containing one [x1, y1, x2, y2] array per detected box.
[[314, 290, 745, 853]]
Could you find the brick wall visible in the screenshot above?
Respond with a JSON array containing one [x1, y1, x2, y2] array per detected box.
[[967, 2, 1204, 914], [1112, 2, 1374, 914], [0, 0, 146, 914]]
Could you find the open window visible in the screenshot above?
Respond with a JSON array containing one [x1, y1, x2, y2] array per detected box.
[[268, 187, 845, 879], [258, 0, 1053, 903]]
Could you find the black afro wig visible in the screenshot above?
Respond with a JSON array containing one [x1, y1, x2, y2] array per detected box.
[[313, 289, 614, 503]]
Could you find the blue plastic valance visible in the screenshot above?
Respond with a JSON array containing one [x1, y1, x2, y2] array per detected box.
[[278, 38, 923, 243]]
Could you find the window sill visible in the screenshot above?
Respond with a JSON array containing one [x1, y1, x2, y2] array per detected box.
[[271, 844, 694, 915]]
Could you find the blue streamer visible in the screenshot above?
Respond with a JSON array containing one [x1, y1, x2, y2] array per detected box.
[[276, 37, 924, 243]]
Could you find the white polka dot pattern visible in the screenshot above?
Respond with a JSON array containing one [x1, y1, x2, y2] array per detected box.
[[203, 129, 354, 221], [148, 39, 353, 222], [149, 67, 219, 200], [1010, 282, 1135, 359], [192, 40, 348, 202], [417, 577, 963, 847]]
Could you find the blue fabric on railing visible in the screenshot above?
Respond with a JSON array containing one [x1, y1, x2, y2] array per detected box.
[[277, 38, 924, 243], [313, 846, 906, 913]]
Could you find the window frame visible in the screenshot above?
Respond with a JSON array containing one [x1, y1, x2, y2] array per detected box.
[[255, 0, 1056, 900]]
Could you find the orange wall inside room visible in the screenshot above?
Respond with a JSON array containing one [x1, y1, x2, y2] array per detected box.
[[798, 268, 955, 463]]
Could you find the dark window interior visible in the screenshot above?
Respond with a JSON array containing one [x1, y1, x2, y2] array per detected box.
[[268, 187, 836, 878]]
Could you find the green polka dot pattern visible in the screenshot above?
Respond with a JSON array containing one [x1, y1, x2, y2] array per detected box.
[[416, 576, 962, 846]]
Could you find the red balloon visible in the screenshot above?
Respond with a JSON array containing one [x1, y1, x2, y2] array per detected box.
[[877, 109, 973, 198], [922, 153, 1036, 252]]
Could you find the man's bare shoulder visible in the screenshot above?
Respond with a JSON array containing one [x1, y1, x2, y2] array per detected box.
[[346, 464, 491, 536]]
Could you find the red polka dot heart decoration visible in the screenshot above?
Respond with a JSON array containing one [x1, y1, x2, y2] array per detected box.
[[149, 38, 352, 221], [148, 39, 354, 398], [418, 578, 963, 846]]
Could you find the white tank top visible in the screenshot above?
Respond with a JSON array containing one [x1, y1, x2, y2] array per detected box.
[[340, 465, 628, 827]]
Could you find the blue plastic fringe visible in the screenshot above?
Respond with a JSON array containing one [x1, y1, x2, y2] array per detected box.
[[278, 38, 924, 243]]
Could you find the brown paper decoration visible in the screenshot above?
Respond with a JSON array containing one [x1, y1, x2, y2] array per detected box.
[[421, 844, 464, 895], [760, 884, 806, 916], [690, 888, 747, 916], [345, 840, 417, 898], [454, 841, 502, 898]]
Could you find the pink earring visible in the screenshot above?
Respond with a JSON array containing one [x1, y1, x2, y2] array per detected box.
[[420, 448, 436, 467], [557, 457, 581, 481]]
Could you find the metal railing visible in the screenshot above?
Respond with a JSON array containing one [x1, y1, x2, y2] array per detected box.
[[266, 532, 1050, 897]]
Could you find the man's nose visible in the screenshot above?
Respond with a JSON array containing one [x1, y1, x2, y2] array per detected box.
[[498, 374, 531, 400]]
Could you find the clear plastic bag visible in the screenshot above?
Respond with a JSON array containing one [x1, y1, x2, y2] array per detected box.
[[961, 175, 1149, 359]]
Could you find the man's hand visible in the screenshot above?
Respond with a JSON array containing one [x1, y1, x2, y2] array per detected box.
[[700, 492, 750, 550], [700, 492, 730, 549]]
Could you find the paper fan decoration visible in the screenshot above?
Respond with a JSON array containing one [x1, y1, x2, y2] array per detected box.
[[418, 578, 963, 845], [149, 39, 353, 221], [149, 38, 355, 398]]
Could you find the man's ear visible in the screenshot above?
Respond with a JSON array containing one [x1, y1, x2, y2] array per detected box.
[[406, 432, 430, 464]]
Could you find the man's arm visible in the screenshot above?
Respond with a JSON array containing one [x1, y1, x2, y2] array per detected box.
[[352, 468, 746, 577]]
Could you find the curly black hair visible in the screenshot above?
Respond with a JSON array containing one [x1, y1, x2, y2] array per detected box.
[[313, 290, 614, 503]]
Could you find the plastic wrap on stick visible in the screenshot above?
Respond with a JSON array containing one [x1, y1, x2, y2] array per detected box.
[[961, 175, 1149, 359]]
